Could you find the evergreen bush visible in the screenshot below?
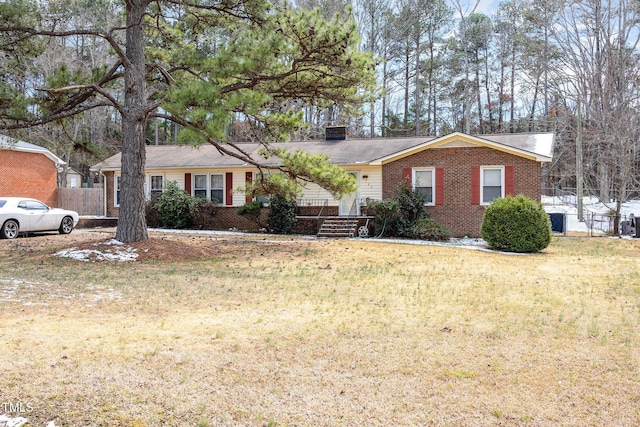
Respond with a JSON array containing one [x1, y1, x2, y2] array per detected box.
[[481, 194, 552, 253], [154, 181, 196, 229], [411, 217, 451, 241], [366, 199, 398, 237], [192, 199, 219, 229], [237, 201, 265, 229], [144, 201, 162, 228], [395, 184, 426, 237], [267, 195, 297, 234]]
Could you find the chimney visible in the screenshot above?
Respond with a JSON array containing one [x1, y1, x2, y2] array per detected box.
[[325, 125, 347, 141]]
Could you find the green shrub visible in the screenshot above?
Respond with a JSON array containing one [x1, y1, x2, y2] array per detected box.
[[237, 201, 266, 229], [154, 181, 196, 229], [268, 195, 297, 234], [192, 199, 219, 229], [411, 217, 451, 241], [366, 199, 398, 237], [395, 184, 426, 237], [145, 201, 162, 228], [481, 194, 552, 253]]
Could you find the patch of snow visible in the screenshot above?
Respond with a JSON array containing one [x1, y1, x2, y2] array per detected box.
[[365, 236, 536, 254], [0, 278, 123, 305], [0, 415, 27, 427], [543, 196, 640, 234], [0, 416, 57, 427], [100, 239, 124, 246], [53, 245, 138, 262]]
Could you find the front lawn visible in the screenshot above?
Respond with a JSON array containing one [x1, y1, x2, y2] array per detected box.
[[1, 230, 639, 426]]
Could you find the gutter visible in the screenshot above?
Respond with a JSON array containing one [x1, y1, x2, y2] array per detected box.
[[99, 170, 107, 217]]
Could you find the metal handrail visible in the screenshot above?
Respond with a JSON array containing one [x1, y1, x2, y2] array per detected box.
[[316, 199, 328, 234]]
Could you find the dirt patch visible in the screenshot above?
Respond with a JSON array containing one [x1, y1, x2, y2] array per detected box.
[[0, 228, 319, 263], [64, 237, 215, 262]]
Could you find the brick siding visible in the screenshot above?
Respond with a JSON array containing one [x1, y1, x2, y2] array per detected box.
[[0, 150, 58, 207], [105, 172, 119, 217], [213, 207, 269, 231], [103, 146, 543, 237], [383, 147, 542, 237]]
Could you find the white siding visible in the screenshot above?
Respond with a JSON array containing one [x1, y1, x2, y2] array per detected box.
[[141, 165, 385, 207], [297, 165, 383, 205]]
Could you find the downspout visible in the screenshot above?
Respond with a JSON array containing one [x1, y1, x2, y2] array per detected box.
[[100, 170, 107, 217]]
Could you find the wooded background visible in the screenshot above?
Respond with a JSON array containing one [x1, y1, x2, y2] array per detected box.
[[2, 0, 639, 210]]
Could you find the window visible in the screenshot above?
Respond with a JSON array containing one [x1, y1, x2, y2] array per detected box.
[[256, 194, 270, 206], [191, 173, 224, 202], [413, 168, 434, 205], [210, 174, 224, 203], [150, 175, 164, 201], [115, 175, 121, 206], [24, 200, 49, 210], [194, 174, 208, 199], [481, 167, 504, 204]]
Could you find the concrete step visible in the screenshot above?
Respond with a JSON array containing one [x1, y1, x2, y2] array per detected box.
[[318, 218, 359, 238]]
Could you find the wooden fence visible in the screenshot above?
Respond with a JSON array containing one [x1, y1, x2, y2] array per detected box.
[[57, 188, 104, 216]]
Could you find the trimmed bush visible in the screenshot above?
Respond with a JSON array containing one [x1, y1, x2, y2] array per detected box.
[[268, 195, 297, 234], [481, 194, 552, 253], [192, 199, 219, 229], [154, 181, 196, 229], [237, 201, 266, 229], [145, 201, 162, 228], [411, 217, 451, 241]]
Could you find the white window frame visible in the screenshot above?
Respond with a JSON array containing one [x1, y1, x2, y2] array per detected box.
[[149, 174, 164, 200], [191, 173, 225, 203], [413, 168, 435, 206], [480, 166, 504, 205], [193, 174, 208, 199], [114, 174, 121, 207], [210, 173, 224, 203]]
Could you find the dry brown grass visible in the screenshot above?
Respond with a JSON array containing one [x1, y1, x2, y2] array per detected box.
[[1, 229, 640, 426]]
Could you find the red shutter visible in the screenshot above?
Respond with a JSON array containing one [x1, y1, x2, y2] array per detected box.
[[402, 168, 412, 186], [245, 171, 253, 204], [435, 168, 444, 205], [471, 166, 480, 205], [184, 173, 192, 195], [225, 172, 233, 206], [505, 166, 514, 196]]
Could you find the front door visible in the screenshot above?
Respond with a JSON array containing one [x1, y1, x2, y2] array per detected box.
[[339, 171, 360, 216]]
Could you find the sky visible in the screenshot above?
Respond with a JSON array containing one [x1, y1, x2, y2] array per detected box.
[[453, 0, 500, 17]]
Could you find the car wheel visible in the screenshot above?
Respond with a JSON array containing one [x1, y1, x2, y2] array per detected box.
[[1, 219, 19, 239], [59, 216, 74, 235]]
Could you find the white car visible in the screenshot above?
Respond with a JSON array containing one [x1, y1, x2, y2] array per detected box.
[[0, 197, 79, 239]]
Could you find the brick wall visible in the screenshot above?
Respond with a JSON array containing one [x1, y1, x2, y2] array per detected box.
[[0, 150, 58, 207], [383, 147, 542, 237], [105, 172, 119, 217], [213, 207, 269, 231]]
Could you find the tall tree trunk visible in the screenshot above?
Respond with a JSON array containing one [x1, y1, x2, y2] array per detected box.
[[528, 75, 539, 132], [428, 37, 436, 135], [475, 52, 482, 133], [116, 0, 150, 243], [414, 33, 421, 136], [404, 47, 410, 125], [510, 43, 516, 133], [484, 46, 493, 132], [498, 54, 504, 132], [382, 57, 387, 135], [370, 12, 376, 138]]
